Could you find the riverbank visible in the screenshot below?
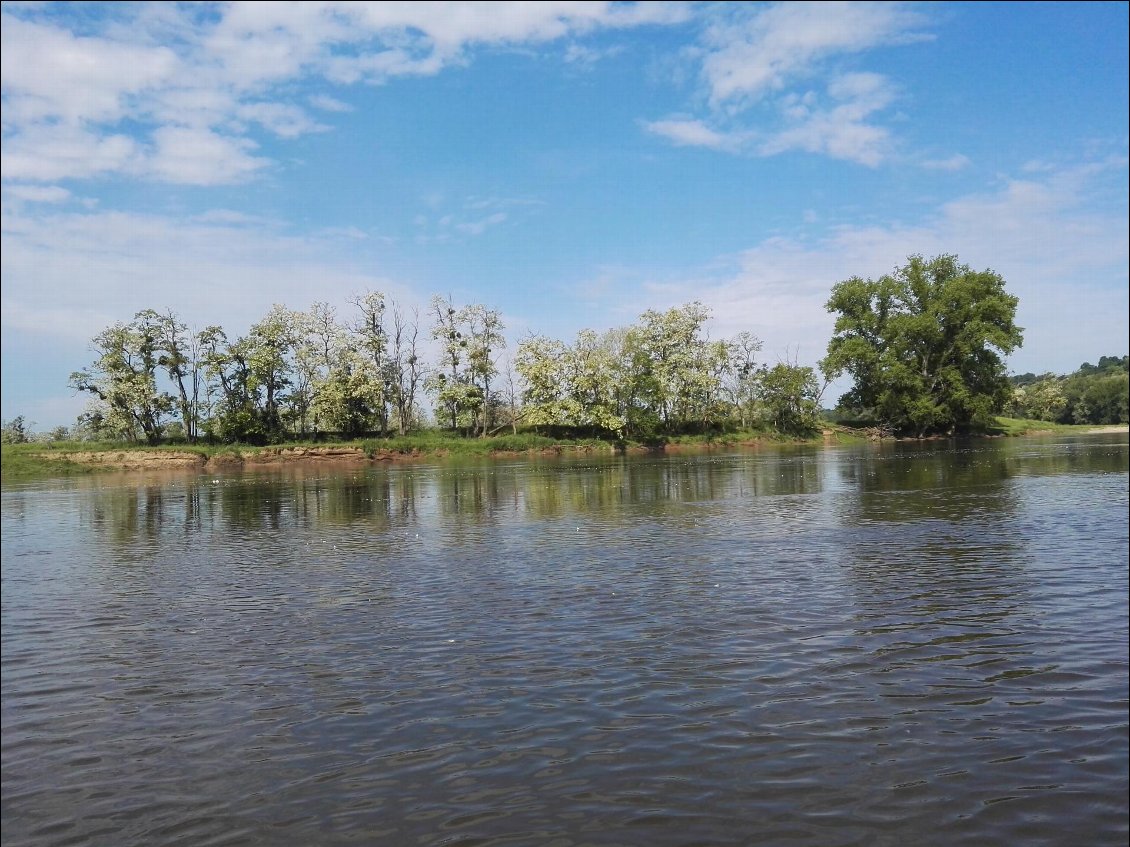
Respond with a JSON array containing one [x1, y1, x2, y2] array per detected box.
[[3, 421, 1124, 481], [1, 429, 850, 481]]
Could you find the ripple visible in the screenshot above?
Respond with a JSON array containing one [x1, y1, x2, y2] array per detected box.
[[2, 438, 1127, 847]]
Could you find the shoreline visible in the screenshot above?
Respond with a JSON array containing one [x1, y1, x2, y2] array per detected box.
[[6, 423, 1126, 478], [15, 440, 785, 474], [5, 435, 831, 479]]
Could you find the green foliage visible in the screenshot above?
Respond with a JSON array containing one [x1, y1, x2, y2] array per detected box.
[[69, 314, 177, 445], [726, 331, 763, 429], [1077, 355, 1130, 376], [1007, 355, 1128, 425], [1, 416, 32, 444], [1007, 375, 1067, 422], [755, 363, 823, 435], [425, 296, 505, 436], [823, 254, 1023, 436], [1061, 357, 1128, 425], [77, 264, 1047, 448], [516, 303, 742, 439], [634, 302, 728, 429]]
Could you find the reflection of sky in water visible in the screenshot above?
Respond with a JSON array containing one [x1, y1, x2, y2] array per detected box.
[[2, 434, 1126, 847]]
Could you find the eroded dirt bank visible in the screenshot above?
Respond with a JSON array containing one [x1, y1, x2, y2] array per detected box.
[[46, 446, 377, 471]]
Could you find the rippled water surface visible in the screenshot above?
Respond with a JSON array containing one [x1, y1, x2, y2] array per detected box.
[[3, 435, 1128, 846]]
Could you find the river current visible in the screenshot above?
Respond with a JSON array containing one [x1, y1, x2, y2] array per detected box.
[[2, 434, 1127, 846]]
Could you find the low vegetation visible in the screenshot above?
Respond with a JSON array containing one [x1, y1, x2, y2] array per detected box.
[[7, 412, 1119, 483], [988, 417, 1106, 437], [0, 425, 822, 482]]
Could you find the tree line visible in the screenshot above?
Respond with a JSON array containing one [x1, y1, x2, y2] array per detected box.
[[61, 294, 823, 445], [1008, 355, 1129, 425], [515, 303, 822, 438], [68, 296, 422, 444], [23, 252, 1122, 446]]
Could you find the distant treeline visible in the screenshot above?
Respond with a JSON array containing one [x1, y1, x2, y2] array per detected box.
[[1008, 355, 1129, 425]]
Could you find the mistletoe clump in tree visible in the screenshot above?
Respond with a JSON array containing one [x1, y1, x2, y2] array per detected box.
[[822, 254, 1023, 436]]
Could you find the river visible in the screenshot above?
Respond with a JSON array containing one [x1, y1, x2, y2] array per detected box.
[[2, 434, 1127, 846]]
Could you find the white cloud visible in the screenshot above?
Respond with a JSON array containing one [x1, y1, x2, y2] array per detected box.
[[308, 93, 354, 112], [0, 300, 122, 346], [0, 13, 178, 125], [921, 153, 971, 172], [415, 196, 537, 241], [465, 195, 544, 211], [344, 0, 689, 57], [700, 1, 929, 107], [236, 102, 329, 137], [634, 158, 1128, 378], [146, 126, 268, 185], [324, 48, 448, 86], [0, 206, 419, 348], [191, 209, 279, 227], [1, 184, 71, 204], [147, 85, 239, 131], [644, 73, 896, 165], [1, 2, 691, 186], [757, 72, 896, 166], [317, 225, 371, 241], [456, 212, 507, 236], [643, 118, 741, 151], [564, 42, 624, 68], [0, 200, 440, 426], [646, 2, 928, 166], [1, 126, 140, 181]]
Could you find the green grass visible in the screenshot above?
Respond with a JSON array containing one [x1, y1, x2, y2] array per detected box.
[[990, 416, 1099, 436], [362, 431, 633, 457], [1, 442, 95, 481], [12, 415, 1119, 482], [15, 417, 1114, 483], [1, 433, 588, 481]]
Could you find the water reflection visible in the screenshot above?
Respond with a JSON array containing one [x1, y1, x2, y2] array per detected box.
[[6, 437, 1119, 578], [3, 434, 1125, 847]]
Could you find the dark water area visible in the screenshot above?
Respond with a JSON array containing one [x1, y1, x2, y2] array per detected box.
[[2, 434, 1127, 846]]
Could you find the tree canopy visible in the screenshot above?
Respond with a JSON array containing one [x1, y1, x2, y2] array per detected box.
[[822, 254, 1023, 436], [515, 302, 819, 438], [1009, 355, 1128, 425], [56, 253, 1051, 445], [62, 295, 832, 444]]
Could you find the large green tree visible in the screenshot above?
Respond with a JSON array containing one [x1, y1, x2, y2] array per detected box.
[[69, 313, 176, 445], [756, 363, 823, 435], [197, 305, 302, 443], [822, 254, 1023, 436]]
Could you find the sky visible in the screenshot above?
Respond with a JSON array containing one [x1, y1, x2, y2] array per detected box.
[[1, 1, 1127, 430]]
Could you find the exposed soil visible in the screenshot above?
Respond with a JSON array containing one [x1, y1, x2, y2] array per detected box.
[[53, 450, 208, 470], [47, 446, 375, 471]]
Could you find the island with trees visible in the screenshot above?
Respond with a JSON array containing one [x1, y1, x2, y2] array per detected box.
[[3, 254, 1126, 477]]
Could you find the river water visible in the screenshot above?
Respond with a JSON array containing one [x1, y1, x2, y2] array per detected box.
[[2, 434, 1127, 846]]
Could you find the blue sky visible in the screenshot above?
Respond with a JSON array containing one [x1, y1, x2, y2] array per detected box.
[[2, 1, 1127, 429]]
